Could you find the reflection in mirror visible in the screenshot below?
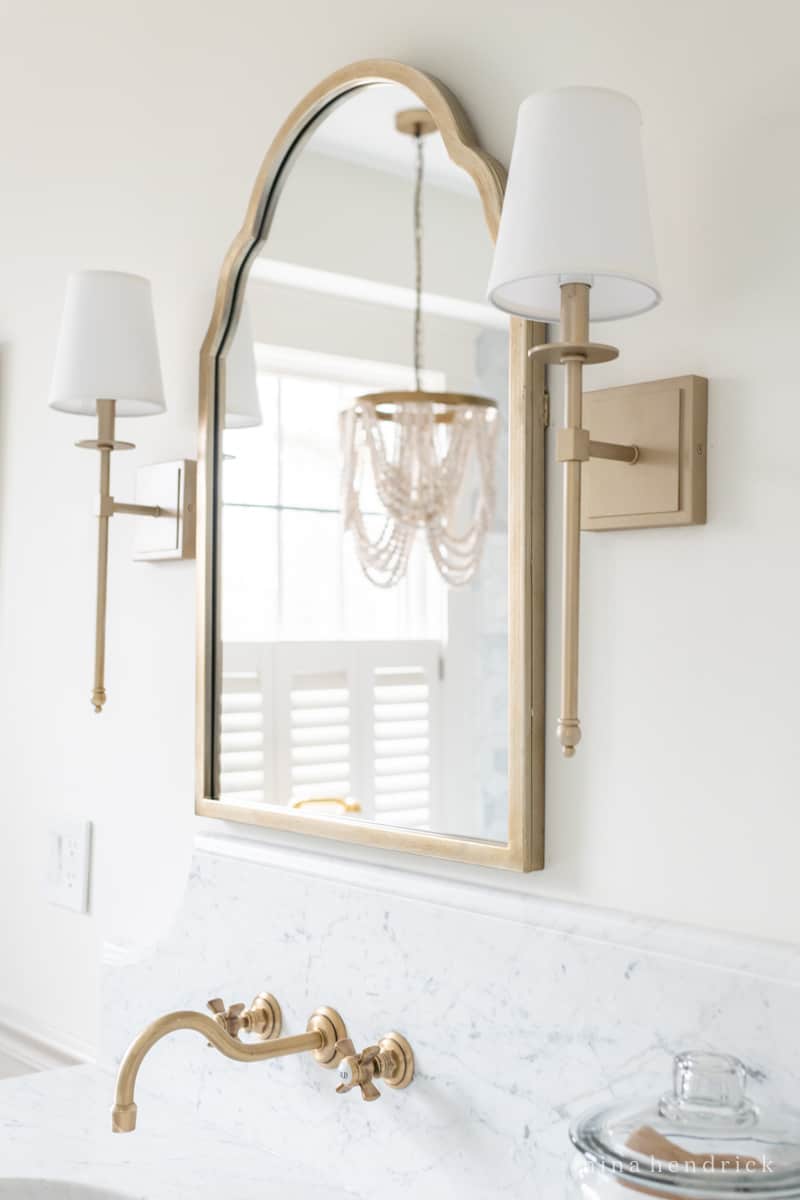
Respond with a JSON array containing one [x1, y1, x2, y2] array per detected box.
[[219, 82, 510, 842]]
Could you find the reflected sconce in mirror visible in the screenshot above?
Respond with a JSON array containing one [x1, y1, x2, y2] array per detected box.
[[224, 303, 262, 430], [342, 108, 498, 589], [489, 88, 708, 757], [49, 270, 196, 712]]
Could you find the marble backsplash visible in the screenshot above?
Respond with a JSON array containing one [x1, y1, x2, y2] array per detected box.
[[101, 835, 800, 1199]]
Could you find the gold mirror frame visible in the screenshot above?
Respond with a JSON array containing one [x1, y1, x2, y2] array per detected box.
[[196, 58, 546, 871]]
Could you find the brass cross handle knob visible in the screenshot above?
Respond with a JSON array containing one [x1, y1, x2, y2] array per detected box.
[[335, 1033, 415, 1101], [335, 1038, 382, 1101], [207, 997, 247, 1038], [206, 992, 282, 1042]]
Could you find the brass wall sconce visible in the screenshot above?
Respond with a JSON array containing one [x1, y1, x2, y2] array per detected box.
[[489, 88, 707, 756], [49, 271, 195, 712]]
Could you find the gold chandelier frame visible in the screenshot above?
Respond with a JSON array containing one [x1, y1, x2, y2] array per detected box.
[[356, 391, 497, 424]]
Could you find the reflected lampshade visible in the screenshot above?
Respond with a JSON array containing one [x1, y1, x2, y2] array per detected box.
[[49, 270, 165, 417], [488, 88, 661, 322], [224, 303, 262, 429]]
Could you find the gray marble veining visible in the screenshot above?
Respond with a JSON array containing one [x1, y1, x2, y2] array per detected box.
[[91, 845, 800, 1199], [0, 1064, 353, 1198]]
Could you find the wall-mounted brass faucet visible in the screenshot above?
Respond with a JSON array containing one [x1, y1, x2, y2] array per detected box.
[[111, 991, 344, 1132], [111, 989, 415, 1132]]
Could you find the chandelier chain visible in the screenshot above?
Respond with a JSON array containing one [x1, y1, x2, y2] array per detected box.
[[413, 128, 424, 391]]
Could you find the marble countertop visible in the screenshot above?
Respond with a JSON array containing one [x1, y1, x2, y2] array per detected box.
[[0, 1064, 354, 1198]]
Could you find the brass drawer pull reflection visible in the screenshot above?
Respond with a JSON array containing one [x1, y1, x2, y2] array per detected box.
[[290, 796, 362, 814]]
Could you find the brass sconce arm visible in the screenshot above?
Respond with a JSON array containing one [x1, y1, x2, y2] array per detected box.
[[78, 399, 165, 713], [587, 439, 639, 465], [111, 996, 346, 1133]]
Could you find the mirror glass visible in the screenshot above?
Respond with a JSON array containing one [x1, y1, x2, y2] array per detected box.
[[217, 82, 510, 842]]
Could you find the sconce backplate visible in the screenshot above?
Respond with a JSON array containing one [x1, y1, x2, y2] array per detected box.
[[581, 375, 707, 531], [133, 459, 197, 560]]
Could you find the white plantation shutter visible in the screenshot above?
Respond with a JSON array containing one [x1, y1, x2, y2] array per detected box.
[[219, 645, 273, 804], [219, 640, 441, 827], [353, 641, 441, 827], [273, 644, 361, 807], [286, 670, 352, 803], [371, 662, 437, 828]]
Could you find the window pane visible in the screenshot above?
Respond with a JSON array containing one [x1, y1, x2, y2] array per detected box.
[[341, 516, 404, 639], [279, 377, 342, 510], [340, 520, 446, 641], [222, 375, 279, 507], [279, 510, 342, 639], [221, 506, 278, 641]]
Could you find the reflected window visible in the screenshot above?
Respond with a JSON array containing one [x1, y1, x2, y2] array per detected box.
[[222, 346, 447, 644]]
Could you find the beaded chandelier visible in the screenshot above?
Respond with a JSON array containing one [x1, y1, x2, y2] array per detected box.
[[340, 108, 498, 589]]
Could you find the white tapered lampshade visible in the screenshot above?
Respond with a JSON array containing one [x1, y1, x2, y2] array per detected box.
[[49, 271, 165, 417], [224, 303, 261, 429], [488, 88, 661, 322]]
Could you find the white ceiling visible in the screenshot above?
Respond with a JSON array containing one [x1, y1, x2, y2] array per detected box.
[[306, 82, 476, 195]]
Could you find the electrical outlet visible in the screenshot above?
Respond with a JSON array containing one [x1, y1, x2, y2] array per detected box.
[[47, 820, 92, 913]]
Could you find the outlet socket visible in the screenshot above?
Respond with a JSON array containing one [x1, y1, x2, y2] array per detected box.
[[47, 820, 92, 913]]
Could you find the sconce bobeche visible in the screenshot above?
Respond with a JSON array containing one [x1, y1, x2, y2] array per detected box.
[[489, 87, 708, 757], [49, 271, 196, 712]]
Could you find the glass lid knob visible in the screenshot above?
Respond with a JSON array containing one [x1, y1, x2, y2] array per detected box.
[[659, 1051, 757, 1125]]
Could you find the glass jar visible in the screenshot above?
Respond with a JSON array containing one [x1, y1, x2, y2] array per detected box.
[[569, 1051, 800, 1198]]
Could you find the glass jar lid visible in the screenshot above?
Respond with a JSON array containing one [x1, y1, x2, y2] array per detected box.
[[570, 1051, 800, 1198]]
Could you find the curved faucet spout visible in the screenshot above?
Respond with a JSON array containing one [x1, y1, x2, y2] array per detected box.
[[111, 1008, 332, 1133]]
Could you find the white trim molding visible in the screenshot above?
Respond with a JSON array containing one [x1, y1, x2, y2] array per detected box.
[[250, 257, 508, 331], [0, 1001, 93, 1072]]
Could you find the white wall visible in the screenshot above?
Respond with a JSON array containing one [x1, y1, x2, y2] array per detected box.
[[1, 0, 799, 1055], [264, 148, 490, 300]]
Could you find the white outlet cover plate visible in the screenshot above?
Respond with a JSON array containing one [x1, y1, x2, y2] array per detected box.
[[46, 820, 92, 913]]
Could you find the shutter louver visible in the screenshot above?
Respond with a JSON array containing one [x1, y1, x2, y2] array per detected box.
[[372, 666, 432, 828], [220, 668, 265, 804], [289, 671, 352, 803]]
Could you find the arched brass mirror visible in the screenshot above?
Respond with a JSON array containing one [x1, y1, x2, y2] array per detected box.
[[196, 60, 546, 870]]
